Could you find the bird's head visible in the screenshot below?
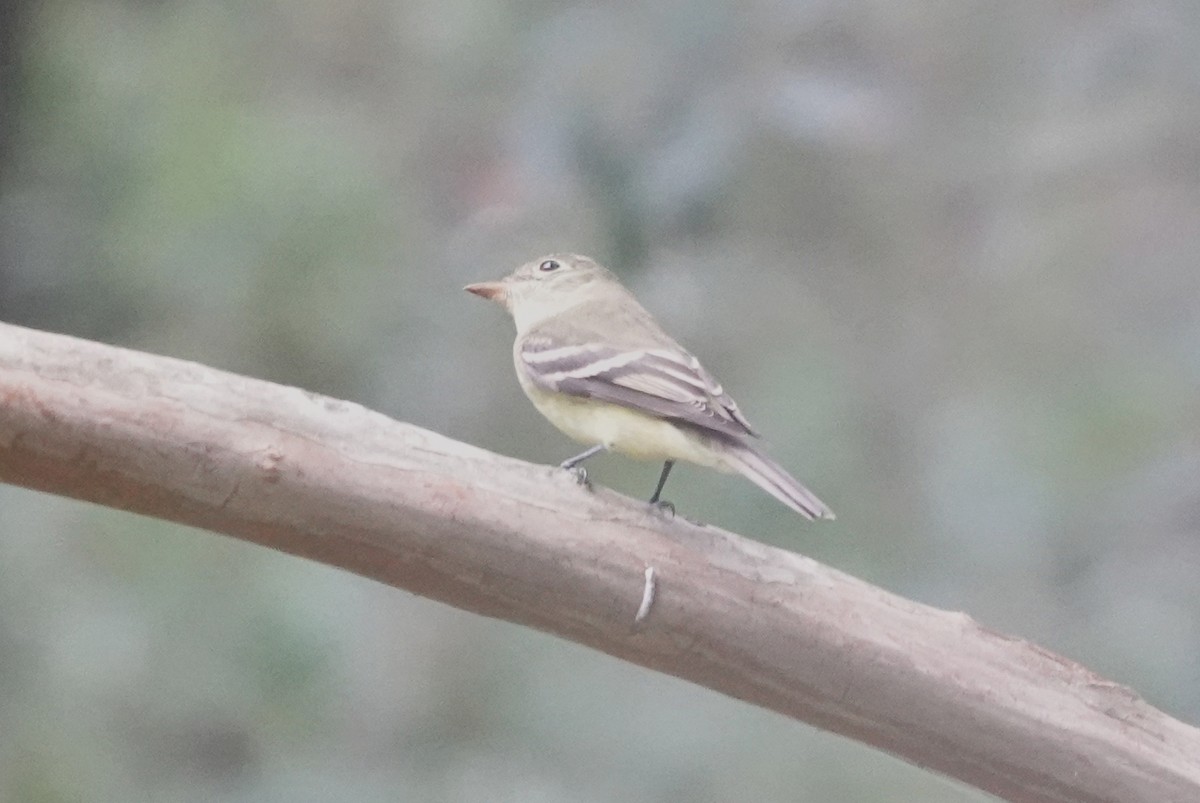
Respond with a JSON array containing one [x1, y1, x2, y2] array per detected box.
[[465, 253, 619, 329]]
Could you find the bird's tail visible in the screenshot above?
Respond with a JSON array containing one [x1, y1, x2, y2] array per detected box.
[[721, 439, 835, 521]]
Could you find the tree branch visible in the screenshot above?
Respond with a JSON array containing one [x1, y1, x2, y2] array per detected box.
[[0, 320, 1197, 802]]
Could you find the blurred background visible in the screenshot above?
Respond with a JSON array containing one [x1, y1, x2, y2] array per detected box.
[[2, 1, 1199, 800]]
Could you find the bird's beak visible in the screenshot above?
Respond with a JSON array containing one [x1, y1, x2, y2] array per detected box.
[[464, 280, 508, 304]]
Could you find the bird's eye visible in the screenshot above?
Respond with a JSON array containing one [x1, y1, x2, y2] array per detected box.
[[539, 259, 561, 272]]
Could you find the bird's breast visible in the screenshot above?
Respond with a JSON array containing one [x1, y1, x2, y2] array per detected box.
[[516, 373, 731, 469]]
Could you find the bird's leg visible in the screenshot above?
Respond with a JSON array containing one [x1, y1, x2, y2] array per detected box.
[[559, 444, 605, 486], [648, 460, 676, 515]]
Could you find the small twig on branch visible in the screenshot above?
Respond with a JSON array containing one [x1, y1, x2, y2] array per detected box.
[[634, 565, 656, 625], [0, 320, 1197, 803]]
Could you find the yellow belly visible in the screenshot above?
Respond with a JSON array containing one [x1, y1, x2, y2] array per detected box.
[[519, 380, 733, 471]]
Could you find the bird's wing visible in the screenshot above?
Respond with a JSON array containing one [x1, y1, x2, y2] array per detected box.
[[518, 321, 757, 441]]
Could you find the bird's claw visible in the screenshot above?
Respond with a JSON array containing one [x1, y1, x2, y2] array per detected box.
[[650, 499, 675, 517], [562, 464, 591, 488]]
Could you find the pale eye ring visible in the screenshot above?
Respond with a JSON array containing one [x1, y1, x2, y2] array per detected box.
[[539, 259, 561, 272]]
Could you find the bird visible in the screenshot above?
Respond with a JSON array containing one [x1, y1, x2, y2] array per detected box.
[[464, 253, 834, 520]]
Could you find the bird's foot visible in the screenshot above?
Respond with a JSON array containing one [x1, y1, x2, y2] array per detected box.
[[649, 498, 675, 517], [561, 463, 591, 488], [558, 445, 603, 489]]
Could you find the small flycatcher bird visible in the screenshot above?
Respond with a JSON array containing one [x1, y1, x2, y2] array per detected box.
[[465, 253, 834, 520]]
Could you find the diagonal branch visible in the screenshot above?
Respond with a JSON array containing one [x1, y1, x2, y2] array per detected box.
[[0, 320, 1197, 802]]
